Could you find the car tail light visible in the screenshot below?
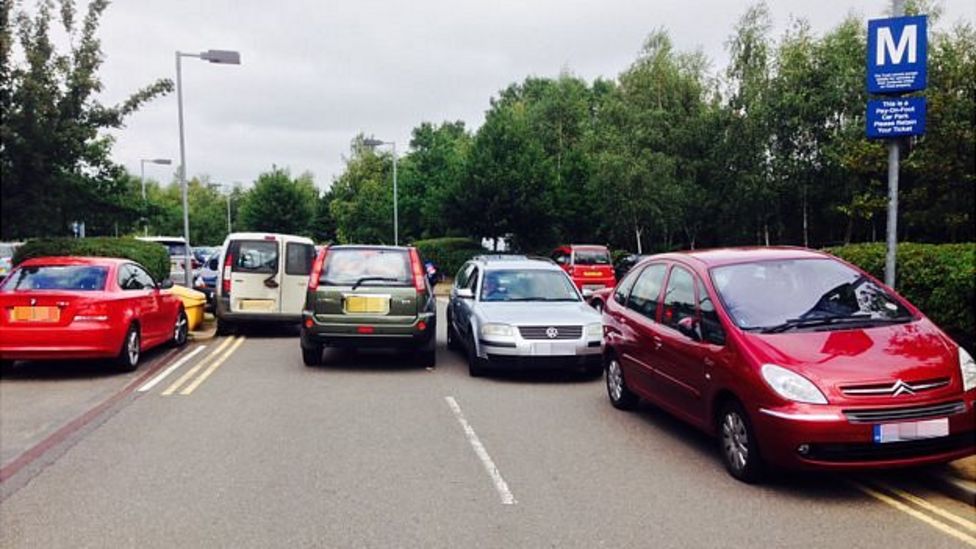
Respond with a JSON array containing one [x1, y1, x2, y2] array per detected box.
[[75, 303, 110, 322], [408, 248, 425, 293], [417, 320, 427, 331], [308, 247, 328, 292], [357, 326, 374, 334], [222, 253, 233, 294]]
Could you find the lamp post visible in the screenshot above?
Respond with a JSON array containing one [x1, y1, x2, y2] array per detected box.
[[175, 49, 240, 286], [362, 138, 398, 246], [139, 158, 172, 236]]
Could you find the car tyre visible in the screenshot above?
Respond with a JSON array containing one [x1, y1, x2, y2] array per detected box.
[[466, 335, 487, 377], [216, 318, 236, 336], [718, 400, 764, 483], [446, 311, 461, 352], [0, 360, 14, 374], [605, 355, 638, 410], [116, 324, 141, 372], [171, 309, 189, 347], [416, 335, 436, 368], [302, 345, 323, 367]]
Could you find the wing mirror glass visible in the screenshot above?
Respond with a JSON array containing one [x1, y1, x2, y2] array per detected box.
[[456, 288, 474, 299]]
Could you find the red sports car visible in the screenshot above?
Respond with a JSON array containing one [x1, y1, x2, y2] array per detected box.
[[601, 247, 975, 482], [0, 257, 188, 371]]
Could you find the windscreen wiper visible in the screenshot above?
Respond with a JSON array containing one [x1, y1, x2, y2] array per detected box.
[[351, 276, 399, 290], [760, 314, 910, 334]]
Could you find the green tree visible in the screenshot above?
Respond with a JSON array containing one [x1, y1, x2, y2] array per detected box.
[[238, 168, 318, 237], [0, 0, 172, 239]]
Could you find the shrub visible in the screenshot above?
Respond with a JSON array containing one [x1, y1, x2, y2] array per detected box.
[[411, 237, 485, 278], [827, 242, 975, 351], [12, 237, 172, 283]]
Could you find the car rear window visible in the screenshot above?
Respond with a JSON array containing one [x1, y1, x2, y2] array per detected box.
[[1, 265, 108, 291], [230, 241, 279, 274], [320, 249, 411, 286], [574, 249, 610, 265]]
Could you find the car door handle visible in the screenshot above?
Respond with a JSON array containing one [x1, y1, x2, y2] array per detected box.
[[652, 337, 663, 350], [704, 357, 715, 367]]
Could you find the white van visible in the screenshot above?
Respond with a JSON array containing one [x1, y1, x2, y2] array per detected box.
[[215, 233, 316, 334]]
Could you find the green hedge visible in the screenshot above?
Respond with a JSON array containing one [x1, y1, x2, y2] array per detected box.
[[827, 242, 975, 351], [12, 237, 172, 283], [412, 237, 485, 278]]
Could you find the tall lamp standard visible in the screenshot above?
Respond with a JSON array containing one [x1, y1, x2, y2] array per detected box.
[[362, 138, 398, 246], [139, 158, 172, 235], [176, 48, 241, 286]]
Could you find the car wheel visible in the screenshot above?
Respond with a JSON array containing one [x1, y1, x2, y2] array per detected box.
[[718, 400, 764, 483], [466, 334, 487, 377], [446, 311, 460, 352], [606, 356, 638, 410], [302, 345, 323, 367], [216, 318, 236, 336], [171, 309, 189, 347], [415, 334, 436, 368], [116, 324, 141, 372]]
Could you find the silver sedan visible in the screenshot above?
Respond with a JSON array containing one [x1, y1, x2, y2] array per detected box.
[[447, 257, 603, 377]]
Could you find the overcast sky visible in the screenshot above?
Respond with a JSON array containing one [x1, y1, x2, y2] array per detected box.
[[92, 0, 974, 191]]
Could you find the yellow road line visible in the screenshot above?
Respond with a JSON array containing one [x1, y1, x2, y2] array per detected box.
[[871, 480, 976, 533], [161, 336, 235, 396], [851, 481, 976, 547], [179, 336, 246, 395]]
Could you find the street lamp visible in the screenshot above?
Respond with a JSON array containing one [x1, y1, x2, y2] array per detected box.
[[176, 49, 241, 286], [139, 158, 172, 235], [362, 138, 398, 246]]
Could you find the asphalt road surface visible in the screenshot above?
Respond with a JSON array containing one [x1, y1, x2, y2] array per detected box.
[[1, 302, 974, 548]]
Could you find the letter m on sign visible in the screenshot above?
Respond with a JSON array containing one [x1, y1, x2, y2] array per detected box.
[[867, 15, 927, 94]]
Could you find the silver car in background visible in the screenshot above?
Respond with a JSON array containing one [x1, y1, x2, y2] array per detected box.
[[447, 255, 604, 377]]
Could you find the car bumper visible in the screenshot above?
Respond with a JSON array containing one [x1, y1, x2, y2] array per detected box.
[[573, 278, 616, 291], [0, 323, 124, 360], [751, 396, 976, 471], [215, 297, 301, 324], [300, 311, 435, 350]]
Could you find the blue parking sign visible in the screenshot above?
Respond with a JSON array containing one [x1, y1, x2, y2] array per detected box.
[[867, 15, 927, 93], [866, 97, 926, 138]]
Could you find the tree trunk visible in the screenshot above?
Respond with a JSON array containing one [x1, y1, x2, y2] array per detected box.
[[763, 222, 770, 246], [634, 226, 643, 254]]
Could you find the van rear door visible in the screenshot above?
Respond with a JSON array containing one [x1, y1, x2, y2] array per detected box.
[[280, 241, 315, 315], [226, 239, 281, 314]]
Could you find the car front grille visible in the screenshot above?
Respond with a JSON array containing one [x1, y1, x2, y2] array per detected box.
[[843, 401, 967, 423], [840, 377, 950, 397], [805, 432, 974, 462], [518, 325, 582, 340]]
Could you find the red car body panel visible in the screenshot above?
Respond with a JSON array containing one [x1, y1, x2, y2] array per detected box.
[[552, 245, 616, 291], [603, 247, 975, 471], [0, 257, 182, 361]]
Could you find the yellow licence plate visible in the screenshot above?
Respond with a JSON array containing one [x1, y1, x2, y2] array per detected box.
[[345, 295, 389, 314], [584, 271, 602, 277], [11, 306, 60, 322], [238, 299, 276, 312]]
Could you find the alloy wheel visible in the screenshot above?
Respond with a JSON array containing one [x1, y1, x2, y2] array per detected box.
[[127, 330, 140, 366], [607, 358, 624, 402], [174, 312, 188, 345], [722, 411, 749, 473]]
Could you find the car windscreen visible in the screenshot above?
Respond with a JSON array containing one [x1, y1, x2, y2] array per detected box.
[[153, 242, 189, 256], [320, 249, 411, 287], [710, 258, 913, 331], [0, 265, 108, 291], [481, 269, 580, 302], [574, 249, 610, 265]]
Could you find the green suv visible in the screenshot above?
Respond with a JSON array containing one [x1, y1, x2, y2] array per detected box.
[[300, 245, 437, 367]]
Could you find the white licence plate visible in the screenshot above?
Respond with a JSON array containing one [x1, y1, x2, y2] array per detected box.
[[531, 342, 576, 356], [872, 418, 949, 444]]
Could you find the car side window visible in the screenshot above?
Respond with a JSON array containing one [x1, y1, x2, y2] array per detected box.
[[467, 267, 480, 293], [285, 243, 315, 275], [613, 265, 644, 305], [627, 263, 667, 320], [455, 263, 473, 289], [699, 292, 727, 346], [119, 264, 153, 290], [662, 266, 696, 329], [131, 264, 157, 289]]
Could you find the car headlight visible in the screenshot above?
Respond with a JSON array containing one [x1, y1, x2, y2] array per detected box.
[[586, 323, 603, 338], [481, 323, 514, 337], [960, 347, 976, 392], [761, 364, 828, 404]]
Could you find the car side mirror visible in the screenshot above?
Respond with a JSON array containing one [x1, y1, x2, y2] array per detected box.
[[158, 279, 174, 290], [456, 288, 474, 299], [676, 316, 702, 342], [582, 288, 594, 299]]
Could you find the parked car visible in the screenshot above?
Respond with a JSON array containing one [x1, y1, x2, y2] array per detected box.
[[447, 255, 603, 377], [300, 245, 436, 367], [0, 256, 188, 371], [193, 250, 221, 312], [601, 247, 975, 482], [0, 241, 24, 280], [215, 232, 316, 334], [137, 236, 195, 283], [551, 244, 616, 293], [193, 246, 219, 265]]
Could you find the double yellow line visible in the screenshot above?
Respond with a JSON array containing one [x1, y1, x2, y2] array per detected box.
[[162, 336, 246, 396], [851, 479, 976, 546]]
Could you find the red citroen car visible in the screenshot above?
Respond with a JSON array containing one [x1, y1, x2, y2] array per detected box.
[[601, 247, 975, 482], [0, 257, 188, 371], [551, 244, 616, 292]]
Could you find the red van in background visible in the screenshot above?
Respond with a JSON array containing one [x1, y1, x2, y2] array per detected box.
[[551, 245, 616, 293]]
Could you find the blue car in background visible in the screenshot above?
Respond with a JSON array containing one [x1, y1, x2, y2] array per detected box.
[[193, 250, 221, 312]]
